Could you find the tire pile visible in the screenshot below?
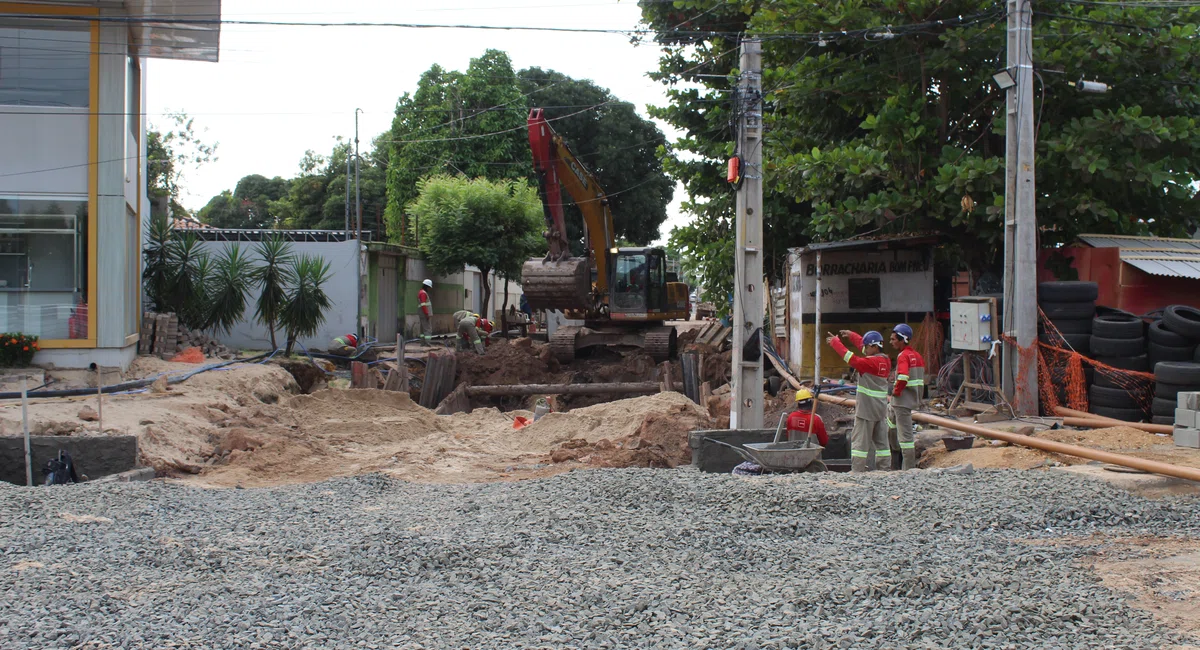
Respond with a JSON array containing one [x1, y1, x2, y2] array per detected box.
[[1088, 309, 1148, 422], [1148, 305, 1200, 425], [1037, 281, 1097, 354]]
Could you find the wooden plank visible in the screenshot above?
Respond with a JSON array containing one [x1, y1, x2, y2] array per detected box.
[[660, 361, 674, 393], [681, 351, 700, 404], [419, 351, 457, 409], [434, 383, 472, 415], [350, 361, 371, 388]]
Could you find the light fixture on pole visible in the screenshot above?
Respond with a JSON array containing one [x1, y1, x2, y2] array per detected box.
[[991, 68, 1016, 90], [1069, 78, 1109, 94]]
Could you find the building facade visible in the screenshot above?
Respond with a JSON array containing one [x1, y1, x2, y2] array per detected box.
[[0, 1, 219, 368]]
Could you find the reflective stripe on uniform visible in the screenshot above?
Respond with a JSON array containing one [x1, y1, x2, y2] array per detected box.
[[896, 374, 908, 381], [850, 449, 869, 458], [886, 418, 895, 428], [858, 387, 887, 398], [899, 442, 916, 449], [906, 379, 924, 386], [842, 351, 853, 362]]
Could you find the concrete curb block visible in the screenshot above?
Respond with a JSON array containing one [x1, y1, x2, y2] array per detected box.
[[87, 467, 156, 484]]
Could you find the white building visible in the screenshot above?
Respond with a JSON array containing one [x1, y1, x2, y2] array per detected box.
[[0, 1, 220, 368]]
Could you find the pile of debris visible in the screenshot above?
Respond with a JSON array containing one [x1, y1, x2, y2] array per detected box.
[[177, 325, 236, 360], [141, 312, 236, 360]]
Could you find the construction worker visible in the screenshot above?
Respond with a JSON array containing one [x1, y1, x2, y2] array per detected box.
[[890, 323, 925, 470], [827, 329, 892, 472], [418, 279, 434, 343], [786, 388, 828, 447], [453, 310, 487, 354], [330, 333, 358, 357]]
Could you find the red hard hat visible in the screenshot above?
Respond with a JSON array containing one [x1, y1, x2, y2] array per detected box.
[[479, 319, 493, 332], [346, 333, 358, 347]]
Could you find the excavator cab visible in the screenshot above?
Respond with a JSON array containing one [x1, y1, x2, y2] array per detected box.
[[610, 248, 667, 315]]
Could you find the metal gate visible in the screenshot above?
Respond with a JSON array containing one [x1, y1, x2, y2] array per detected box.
[[376, 255, 399, 342]]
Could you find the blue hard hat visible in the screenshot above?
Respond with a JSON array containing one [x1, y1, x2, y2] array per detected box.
[[862, 331, 884, 348], [893, 323, 914, 342]]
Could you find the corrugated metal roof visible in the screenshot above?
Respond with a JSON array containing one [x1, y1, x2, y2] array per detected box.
[[1077, 234, 1200, 278]]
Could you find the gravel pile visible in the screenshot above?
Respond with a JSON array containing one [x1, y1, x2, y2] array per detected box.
[[2, 469, 1199, 649]]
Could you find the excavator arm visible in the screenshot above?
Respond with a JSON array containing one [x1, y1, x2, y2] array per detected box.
[[526, 108, 615, 296]]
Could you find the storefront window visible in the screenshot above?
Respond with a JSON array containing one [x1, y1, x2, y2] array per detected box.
[[0, 196, 88, 339], [0, 19, 90, 108]]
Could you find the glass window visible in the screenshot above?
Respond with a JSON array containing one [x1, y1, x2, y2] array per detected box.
[[0, 196, 88, 339], [612, 253, 647, 311], [0, 19, 90, 108]]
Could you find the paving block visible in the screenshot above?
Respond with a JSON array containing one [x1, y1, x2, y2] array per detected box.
[[1175, 408, 1196, 429], [1177, 392, 1200, 410], [1174, 426, 1200, 449]]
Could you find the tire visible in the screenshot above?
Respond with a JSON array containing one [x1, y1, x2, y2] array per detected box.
[[1152, 397, 1177, 416], [1090, 336, 1146, 357], [1155, 381, 1198, 400], [1163, 305, 1200, 340], [1098, 354, 1150, 372], [1089, 405, 1145, 422], [1148, 320, 1191, 347], [1152, 415, 1175, 425], [1153, 361, 1200, 385], [1047, 318, 1092, 335], [1038, 281, 1099, 303], [1195, 346, 1200, 363], [1091, 313, 1143, 339], [1040, 301, 1096, 320], [1148, 341, 1195, 365], [1089, 384, 1140, 409]]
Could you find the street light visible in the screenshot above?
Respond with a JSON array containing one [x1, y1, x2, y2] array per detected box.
[[1069, 78, 1109, 94]]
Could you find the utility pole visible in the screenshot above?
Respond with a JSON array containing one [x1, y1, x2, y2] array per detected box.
[[731, 39, 764, 430], [344, 142, 351, 237], [1001, 0, 1038, 414], [355, 108, 363, 241]]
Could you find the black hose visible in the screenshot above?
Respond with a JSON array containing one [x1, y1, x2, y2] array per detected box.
[[0, 352, 271, 400]]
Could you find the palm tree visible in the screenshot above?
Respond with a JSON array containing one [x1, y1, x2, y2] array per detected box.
[[251, 235, 294, 351], [280, 255, 333, 354], [142, 212, 175, 312], [203, 244, 253, 335]]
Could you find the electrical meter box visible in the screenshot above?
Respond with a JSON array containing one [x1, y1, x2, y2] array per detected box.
[[951, 298, 996, 351]]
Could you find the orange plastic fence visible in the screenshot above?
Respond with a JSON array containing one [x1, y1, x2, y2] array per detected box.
[[1034, 308, 1155, 415]]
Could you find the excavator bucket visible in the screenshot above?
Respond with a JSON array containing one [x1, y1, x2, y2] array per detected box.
[[521, 258, 591, 312]]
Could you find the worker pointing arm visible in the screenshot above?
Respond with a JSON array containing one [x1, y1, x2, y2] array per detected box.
[[827, 330, 893, 473]]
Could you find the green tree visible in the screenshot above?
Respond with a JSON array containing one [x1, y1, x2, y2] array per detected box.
[[198, 174, 290, 229], [641, 0, 1200, 302], [147, 112, 218, 218], [280, 255, 334, 354], [406, 175, 543, 318], [384, 50, 528, 241], [518, 67, 675, 251], [251, 236, 295, 351]]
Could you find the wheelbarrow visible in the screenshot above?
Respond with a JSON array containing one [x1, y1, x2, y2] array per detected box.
[[704, 412, 825, 473]]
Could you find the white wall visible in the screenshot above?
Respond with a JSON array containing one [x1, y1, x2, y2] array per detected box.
[[198, 240, 360, 351], [0, 107, 88, 196], [797, 249, 933, 314]]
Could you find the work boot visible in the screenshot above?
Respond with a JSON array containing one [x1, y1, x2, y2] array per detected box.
[[902, 449, 918, 470], [851, 457, 868, 473]]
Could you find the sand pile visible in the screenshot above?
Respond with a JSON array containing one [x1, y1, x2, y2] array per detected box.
[[456, 338, 563, 386], [920, 425, 1187, 470]]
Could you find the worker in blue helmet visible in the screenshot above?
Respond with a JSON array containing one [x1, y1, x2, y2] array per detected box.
[[889, 323, 925, 470], [828, 328, 893, 472]]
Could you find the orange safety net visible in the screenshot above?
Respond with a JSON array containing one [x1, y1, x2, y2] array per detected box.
[[1034, 308, 1155, 416], [913, 312, 945, 381]]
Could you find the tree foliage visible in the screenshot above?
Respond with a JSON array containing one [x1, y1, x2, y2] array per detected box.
[[640, 0, 1200, 302], [147, 112, 218, 217], [406, 175, 544, 317], [197, 174, 290, 229]]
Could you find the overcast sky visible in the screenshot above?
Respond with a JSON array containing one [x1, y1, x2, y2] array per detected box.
[[145, 0, 693, 243]]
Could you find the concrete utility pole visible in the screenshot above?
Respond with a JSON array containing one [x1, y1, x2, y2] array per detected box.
[[345, 142, 351, 237], [355, 108, 363, 241], [1001, 0, 1039, 414], [731, 39, 764, 430]]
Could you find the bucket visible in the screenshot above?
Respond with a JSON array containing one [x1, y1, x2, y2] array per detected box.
[[533, 398, 551, 422]]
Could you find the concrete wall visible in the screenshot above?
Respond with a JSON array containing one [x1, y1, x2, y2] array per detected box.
[[403, 257, 464, 336], [198, 240, 359, 351], [0, 435, 138, 486]]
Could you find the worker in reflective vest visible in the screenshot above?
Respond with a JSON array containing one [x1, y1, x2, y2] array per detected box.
[[453, 310, 487, 354], [828, 329, 893, 472], [786, 388, 828, 446], [418, 279, 433, 342], [890, 323, 925, 470]]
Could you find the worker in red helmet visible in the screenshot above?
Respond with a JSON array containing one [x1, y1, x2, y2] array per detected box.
[[453, 310, 487, 354], [330, 333, 359, 357], [478, 318, 494, 347]]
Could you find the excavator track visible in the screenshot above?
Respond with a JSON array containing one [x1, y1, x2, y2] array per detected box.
[[550, 326, 580, 364], [643, 326, 677, 362]]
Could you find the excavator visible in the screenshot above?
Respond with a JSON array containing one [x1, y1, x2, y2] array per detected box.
[[521, 108, 689, 363]]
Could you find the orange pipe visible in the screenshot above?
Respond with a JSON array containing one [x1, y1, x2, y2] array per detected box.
[[1053, 406, 1174, 435], [818, 394, 1200, 483]]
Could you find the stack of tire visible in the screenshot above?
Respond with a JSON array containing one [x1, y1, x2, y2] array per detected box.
[[1037, 281, 1097, 355], [1088, 308, 1148, 422], [1149, 305, 1200, 425]]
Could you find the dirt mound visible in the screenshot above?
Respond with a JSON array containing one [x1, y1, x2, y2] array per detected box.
[[543, 392, 714, 468], [456, 339, 563, 386], [920, 425, 1185, 470]]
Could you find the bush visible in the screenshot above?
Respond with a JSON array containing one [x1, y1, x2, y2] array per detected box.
[[0, 333, 39, 366]]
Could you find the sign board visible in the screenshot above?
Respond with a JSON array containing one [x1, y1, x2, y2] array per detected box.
[[799, 249, 933, 314]]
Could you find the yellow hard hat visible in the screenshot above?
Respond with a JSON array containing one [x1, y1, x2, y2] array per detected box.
[[794, 388, 814, 402]]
